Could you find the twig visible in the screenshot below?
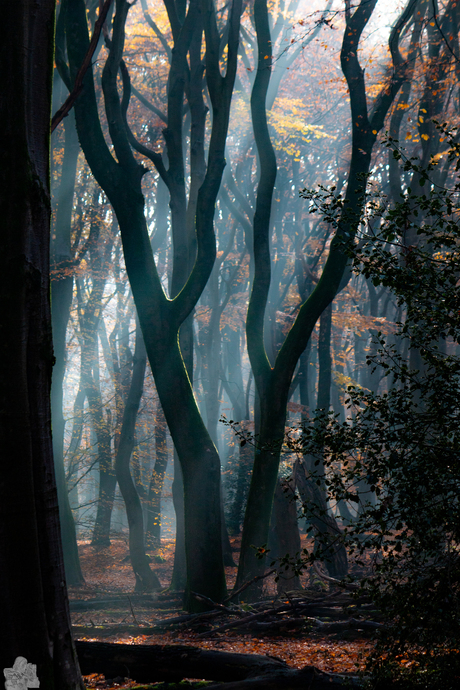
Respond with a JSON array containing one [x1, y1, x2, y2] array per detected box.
[[196, 601, 294, 638], [224, 568, 277, 603], [126, 595, 140, 626], [191, 592, 237, 614], [312, 562, 360, 591], [51, 0, 113, 131]]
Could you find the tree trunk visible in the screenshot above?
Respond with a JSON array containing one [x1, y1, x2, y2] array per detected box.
[[66, 0, 243, 610], [170, 454, 187, 590], [51, 109, 84, 586], [115, 320, 161, 591], [0, 2, 84, 685], [236, 0, 416, 598], [295, 460, 348, 579], [75, 640, 287, 683], [271, 476, 302, 592], [145, 400, 169, 548]]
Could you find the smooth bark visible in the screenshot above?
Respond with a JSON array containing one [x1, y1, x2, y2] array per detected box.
[[65, 0, 242, 610], [115, 321, 161, 591], [236, 0, 419, 597]]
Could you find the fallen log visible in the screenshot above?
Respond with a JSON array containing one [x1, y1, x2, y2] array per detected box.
[[203, 665, 363, 689], [73, 625, 159, 637], [309, 617, 383, 634], [70, 596, 171, 612], [75, 640, 288, 683]]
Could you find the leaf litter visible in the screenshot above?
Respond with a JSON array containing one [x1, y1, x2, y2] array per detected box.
[[70, 537, 373, 689]]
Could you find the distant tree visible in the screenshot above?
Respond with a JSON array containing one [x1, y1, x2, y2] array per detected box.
[[0, 1, 84, 687]]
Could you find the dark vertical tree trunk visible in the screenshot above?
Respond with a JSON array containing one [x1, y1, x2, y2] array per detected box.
[[65, 0, 243, 611], [145, 401, 169, 548], [51, 110, 85, 585], [236, 0, 418, 598], [271, 476, 302, 593], [0, 2, 84, 686], [115, 321, 161, 591], [170, 456, 187, 590]]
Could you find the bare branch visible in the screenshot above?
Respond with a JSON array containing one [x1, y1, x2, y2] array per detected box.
[[52, 0, 113, 132]]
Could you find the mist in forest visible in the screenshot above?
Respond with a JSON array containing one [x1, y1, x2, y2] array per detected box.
[[50, 0, 460, 619]]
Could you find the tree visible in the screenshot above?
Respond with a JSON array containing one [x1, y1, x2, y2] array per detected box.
[[235, 0, 419, 597], [64, 0, 243, 610], [0, 1, 84, 687], [295, 140, 460, 689]]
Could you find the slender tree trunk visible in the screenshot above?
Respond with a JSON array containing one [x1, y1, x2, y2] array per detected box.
[[115, 321, 161, 591], [51, 110, 84, 585], [236, 0, 417, 598], [145, 401, 169, 548]]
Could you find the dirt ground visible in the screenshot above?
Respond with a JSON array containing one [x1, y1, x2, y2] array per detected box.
[[69, 536, 372, 688]]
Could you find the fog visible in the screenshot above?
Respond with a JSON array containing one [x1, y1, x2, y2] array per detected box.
[[50, 0, 460, 605]]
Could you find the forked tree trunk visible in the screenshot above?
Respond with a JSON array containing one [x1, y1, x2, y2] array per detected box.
[[236, 0, 418, 599], [66, 0, 243, 610]]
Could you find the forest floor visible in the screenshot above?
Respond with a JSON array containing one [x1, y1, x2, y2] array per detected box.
[[69, 536, 375, 689]]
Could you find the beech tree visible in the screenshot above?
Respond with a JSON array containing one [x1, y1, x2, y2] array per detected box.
[[0, 1, 84, 687], [235, 0, 421, 596], [63, 0, 242, 610]]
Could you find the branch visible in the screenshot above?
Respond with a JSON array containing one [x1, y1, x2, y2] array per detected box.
[[140, 0, 172, 61], [340, 0, 378, 128], [131, 84, 168, 123], [370, 0, 422, 132], [101, 0, 138, 172], [52, 0, 113, 132], [246, 0, 277, 387], [171, 0, 243, 326], [119, 60, 170, 186]]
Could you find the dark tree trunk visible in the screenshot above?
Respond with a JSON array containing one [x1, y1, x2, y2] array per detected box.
[[65, 0, 243, 610], [295, 460, 348, 579], [51, 110, 84, 586], [75, 640, 287, 684], [170, 455, 187, 590], [115, 321, 161, 591], [236, 0, 417, 598], [310, 303, 348, 577], [227, 421, 253, 535], [145, 401, 169, 548], [75, 641, 358, 689], [271, 477, 302, 593], [0, 2, 84, 686]]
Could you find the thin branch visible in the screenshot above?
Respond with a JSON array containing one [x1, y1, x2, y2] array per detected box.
[[140, 0, 172, 61], [52, 0, 114, 132], [131, 84, 168, 123]]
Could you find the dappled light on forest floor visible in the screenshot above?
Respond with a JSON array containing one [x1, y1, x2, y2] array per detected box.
[[72, 536, 372, 689]]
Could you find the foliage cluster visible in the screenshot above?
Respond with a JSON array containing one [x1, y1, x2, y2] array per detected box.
[[292, 137, 460, 688]]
